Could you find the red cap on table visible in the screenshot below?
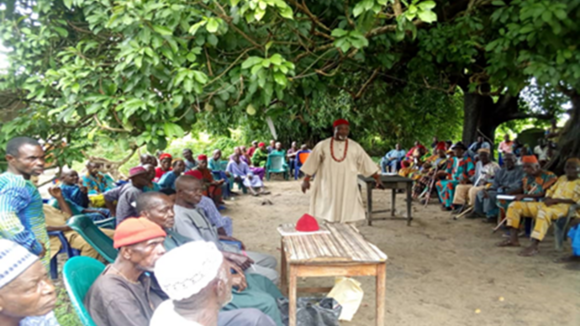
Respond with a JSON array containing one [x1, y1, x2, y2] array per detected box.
[[296, 214, 320, 232]]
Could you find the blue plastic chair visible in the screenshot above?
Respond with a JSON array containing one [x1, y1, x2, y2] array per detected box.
[[63, 256, 105, 326], [294, 150, 311, 180], [265, 153, 289, 180], [48, 230, 80, 279]]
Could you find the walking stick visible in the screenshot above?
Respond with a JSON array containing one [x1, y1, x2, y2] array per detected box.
[[423, 165, 440, 207], [453, 206, 474, 220]]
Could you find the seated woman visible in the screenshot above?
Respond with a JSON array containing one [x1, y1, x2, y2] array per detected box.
[[154, 153, 173, 182], [435, 142, 475, 211], [191, 154, 225, 205]]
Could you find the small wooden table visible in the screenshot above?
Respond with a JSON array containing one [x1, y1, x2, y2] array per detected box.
[[280, 223, 387, 326], [358, 174, 414, 226]]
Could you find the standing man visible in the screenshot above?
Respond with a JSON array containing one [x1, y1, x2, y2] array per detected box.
[[300, 119, 383, 224], [0, 137, 49, 267]]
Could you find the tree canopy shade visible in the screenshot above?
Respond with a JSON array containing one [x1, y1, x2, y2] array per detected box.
[[0, 0, 579, 169]]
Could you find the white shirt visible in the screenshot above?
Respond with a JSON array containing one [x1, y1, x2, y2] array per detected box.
[[150, 301, 203, 326]]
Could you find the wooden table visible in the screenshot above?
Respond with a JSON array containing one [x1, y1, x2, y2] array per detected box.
[[279, 223, 387, 326], [358, 174, 414, 226]]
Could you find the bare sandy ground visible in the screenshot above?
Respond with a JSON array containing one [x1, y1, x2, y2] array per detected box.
[[229, 178, 580, 326]]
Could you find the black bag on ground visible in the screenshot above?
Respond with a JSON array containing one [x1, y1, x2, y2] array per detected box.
[[277, 297, 342, 326]]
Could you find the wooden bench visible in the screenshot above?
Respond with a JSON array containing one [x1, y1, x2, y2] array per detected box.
[[279, 223, 388, 326]]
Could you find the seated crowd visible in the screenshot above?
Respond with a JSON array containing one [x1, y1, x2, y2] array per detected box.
[[0, 128, 578, 325]]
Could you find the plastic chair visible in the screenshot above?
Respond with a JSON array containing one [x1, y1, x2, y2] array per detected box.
[[265, 153, 289, 180], [67, 215, 118, 263], [294, 150, 311, 180], [63, 256, 105, 326], [554, 204, 578, 251], [49, 198, 116, 229], [48, 230, 80, 279]]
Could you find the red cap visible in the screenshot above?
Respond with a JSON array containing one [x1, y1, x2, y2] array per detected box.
[[128, 166, 148, 178], [184, 169, 203, 180], [333, 119, 349, 129], [435, 141, 446, 151], [258, 142, 266, 148], [114, 218, 167, 249], [159, 153, 172, 161], [522, 155, 538, 164], [197, 154, 208, 161], [296, 214, 320, 232]]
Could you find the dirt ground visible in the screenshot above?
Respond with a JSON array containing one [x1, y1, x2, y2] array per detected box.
[[230, 178, 580, 326]]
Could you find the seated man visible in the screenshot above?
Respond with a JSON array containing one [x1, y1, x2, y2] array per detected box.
[[469, 153, 524, 222], [381, 143, 406, 173], [227, 154, 268, 196], [174, 176, 278, 282], [103, 164, 159, 216], [59, 170, 111, 221], [251, 143, 269, 168], [45, 187, 114, 261], [436, 142, 475, 210], [498, 158, 580, 256], [270, 142, 285, 156], [183, 148, 197, 171], [467, 136, 491, 159], [151, 241, 276, 326], [451, 149, 499, 213], [495, 155, 557, 222], [116, 166, 151, 224], [0, 239, 58, 326], [136, 193, 284, 326], [158, 159, 186, 191], [81, 162, 115, 207], [85, 218, 270, 326]]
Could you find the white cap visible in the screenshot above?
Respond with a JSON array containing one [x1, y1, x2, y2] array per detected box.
[[155, 241, 223, 301], [0, 239, 39, 289]]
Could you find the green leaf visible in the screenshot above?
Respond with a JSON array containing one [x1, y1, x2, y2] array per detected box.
[[54, 27, 69, 37], [254, 8, 266, 21], [153, 25, 173, 36], [418, 1, 436, 10], [270, 53, 282, 65], [183, 78, 194, 93], [160, 46, 173, 60], [353, 3, 365, 17], [541, 10, 552, 23], [242, 56, 263, 69], [192, 71, 208, 84], [231, 0, 240, 6], [206, 18, 220, 33], [553, 9, 567, 20], [273, 71, 287, 86], [331, 28, 349, 37], [418, 10, 437, 23], [491, 0, 505, 5], [186, 52, 197, 62], [189, 21, 206, 35], [246, 104, 256, 115], [207, 34, 218, 46], [63, 0, 72, 9], [279, 6, 294, 19]]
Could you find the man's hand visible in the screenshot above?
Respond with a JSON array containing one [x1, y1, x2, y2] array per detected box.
[[301, 179, 311, 193], [514, 194, 526, 201], [48, 187, 63, 199], [543, 197, 558, 206], [231, 273, 248, 292], [79, 185, 88, 194], [216, 179, 225, 185], [225, 253, 254, 270]]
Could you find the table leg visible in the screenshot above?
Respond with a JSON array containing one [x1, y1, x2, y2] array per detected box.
[[406, 182, 412, 226], [367, 182, 373, 226], [391, 189, 396, 217], [289, 265, 298, 326], [280, 238, 287, 295], [376, 263, 387, 326]]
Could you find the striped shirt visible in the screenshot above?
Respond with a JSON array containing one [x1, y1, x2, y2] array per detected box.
[[0, 172, 49, 267]]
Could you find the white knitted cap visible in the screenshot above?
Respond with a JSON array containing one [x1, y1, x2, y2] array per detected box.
[[0, 239, 39, 289], [155, 241, 223, 301]]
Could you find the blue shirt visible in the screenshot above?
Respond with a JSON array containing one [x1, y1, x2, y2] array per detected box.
[[158, 172, 179, 190], [384, 149, 406, 161]]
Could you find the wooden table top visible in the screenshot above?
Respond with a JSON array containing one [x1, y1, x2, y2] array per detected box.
[[358, 174, 413, 183], [280, 223, 387, 264]]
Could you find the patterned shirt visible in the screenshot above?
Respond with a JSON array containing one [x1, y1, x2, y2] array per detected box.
[[522, 170, 557, 195], [0, 172, 49, 265], [546, 175, 580, 205], [444, 156, 475, 182], [81, 172, 114, 195], [20, 311, 60, 326]]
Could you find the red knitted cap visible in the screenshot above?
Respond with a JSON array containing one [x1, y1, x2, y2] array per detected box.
[[296, 214, 320, 232], [114, 218, 166, 249]]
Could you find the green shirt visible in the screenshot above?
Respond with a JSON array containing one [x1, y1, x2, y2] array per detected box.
[[252, 149, 269, 167]]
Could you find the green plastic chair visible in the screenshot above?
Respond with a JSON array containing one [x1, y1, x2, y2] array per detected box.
[[63, 256, 105, 326], [49, 198, 116, 229], [265, 153, 289, 180], [67, 215, 118, 263]]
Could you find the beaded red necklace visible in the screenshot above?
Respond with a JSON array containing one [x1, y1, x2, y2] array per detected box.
[[330, 137, 348, 162]]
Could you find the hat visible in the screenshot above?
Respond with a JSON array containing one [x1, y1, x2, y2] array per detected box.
[[159, 153, 172, 161], [435, 141, 446, 151], [258, 142, 265, 148], [0, 239, 39, 289], [155, 241, 223, 301], [566, 157, 580, 165], [184, 170, 203, 180], [197, 154, 208, 161], [128, 166, 148, 178], [114, 218, 167, 249], [451, 142, 467, 150], [521, 155, 539, 164], [477, 148, 490, 154], [296, 214, 320, 232], [333, 119, 349, 129]]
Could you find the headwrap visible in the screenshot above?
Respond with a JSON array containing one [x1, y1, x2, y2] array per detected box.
[[0, 239, 39, 289], [128, 166, 148, 178], [114, 218, 167, 249], [521, 155, 539, 164], [566, 157, 580, 165], [477, 148, 490, 154], [197, 154, 208, 161], [184, 170, 203, 180], [333, 119, 349, 129], [451, 142, 467, 150], [435, 141, 447, 151], [155, 241, 223, 301], [159, 153, 172, 161], [258, 142, 266, 148]]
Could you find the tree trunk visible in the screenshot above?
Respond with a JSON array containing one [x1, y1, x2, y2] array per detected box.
[[461, 92, 503, 151], [547, 90, 580, 174]]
